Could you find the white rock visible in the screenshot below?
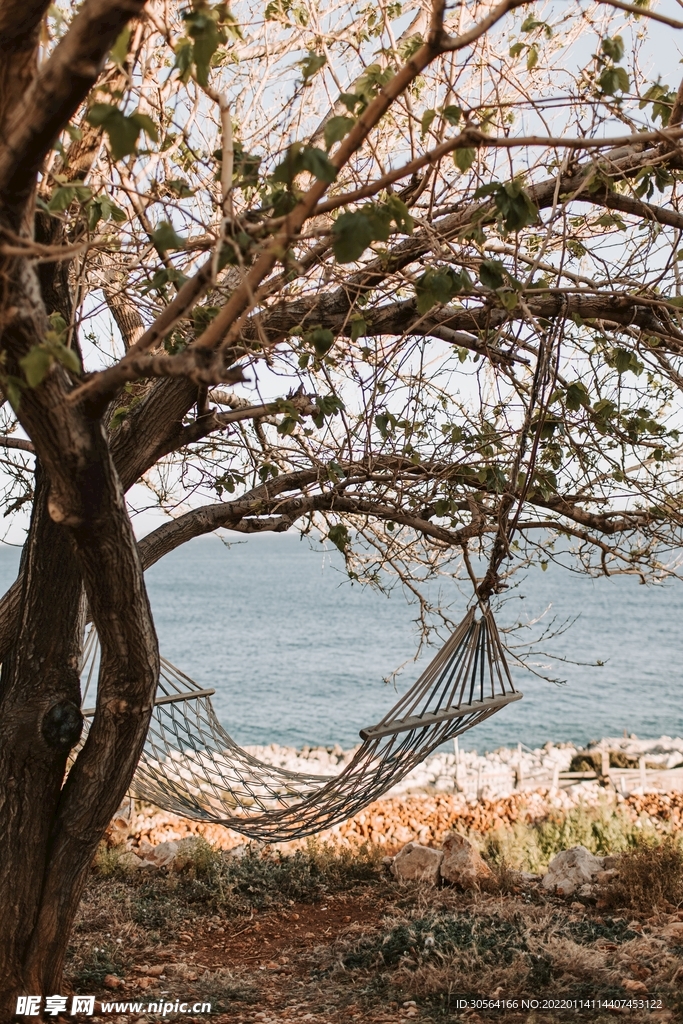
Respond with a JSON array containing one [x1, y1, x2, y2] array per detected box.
[[144, 840, 181, 868], [542, 846, 605, 896], [440, 832, 492, 888], [118, 850, 151, 871], [391, 842, 443, 883]]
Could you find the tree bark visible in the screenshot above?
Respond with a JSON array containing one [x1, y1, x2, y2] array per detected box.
[[0, 230, 159, 1014], [0, 466, 83, 1004]]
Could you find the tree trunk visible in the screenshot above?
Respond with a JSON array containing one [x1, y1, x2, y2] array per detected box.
[[0, 246, 160, 1015], [0, 466, 83, 1006]]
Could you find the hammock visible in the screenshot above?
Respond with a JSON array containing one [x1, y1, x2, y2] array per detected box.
[[75, 247, 569, 843], [80, 604, 521, 842]]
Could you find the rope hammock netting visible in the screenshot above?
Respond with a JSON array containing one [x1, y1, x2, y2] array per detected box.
[[79, 318, 562, 842], [80, 607, 520, 842]]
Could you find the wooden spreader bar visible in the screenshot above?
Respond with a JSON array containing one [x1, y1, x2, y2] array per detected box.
[[360, 691, 523, 740]]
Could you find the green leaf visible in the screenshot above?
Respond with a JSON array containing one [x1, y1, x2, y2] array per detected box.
[[596, 212, 626, 231], [139, 266, 188, 294], [188, 15, 220, 86], [473, 182, 500, 199], [332, 212, 376, 263], [265, 0, 292, 19], [48, 312, 68, 340], [350, 315, 367, 341], [601, 35, 624, 63], [415, 266, 470, 314], [324, 116, 354, 150], [152, 221, 186, 250], [300, 147, 337, 183], [565, 381, 590, 412], [498, 289, 518, 310], [420, 108, 436, 138], [130, 112, 158, 144], [173, 4, 241, 86], [526, 44, 538, 71], [304, 326, 334, 356], [86, 104, 157, 161], [328, 523, 349, 552], [475, 179, 537, 232], [299, 51, 326, 83], [478, 259, 506, 290], [599, 65, 629, 96], [271, 143, 337, 186], [5, 377, 23, 412], [166, 178, 195, 198], [47, 182, 92, 213], [110, 406, 131, 431], [110, 26, 131, 65], [174, 37, 194, 81], [52, 343, 81, 375], [607, 348, 643, 376], [20, 347, 53, 388], [442, 105, 461, 125], [192, 304, 221, 330], [87, 193, 127, 230], [454, 147, 475, 173], [339, 93, 364, 115], [384, 194, 413, 234], [398, 32, 422, 61], [509, 42, 525, 58], [277, 415, 298, 435], [332, 198, 410, 263]]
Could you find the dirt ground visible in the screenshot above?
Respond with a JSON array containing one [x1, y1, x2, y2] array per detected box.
[[63, 837, 683, 1024]]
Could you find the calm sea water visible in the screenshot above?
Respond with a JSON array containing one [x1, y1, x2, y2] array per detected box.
[[0, 534, 680, 751]]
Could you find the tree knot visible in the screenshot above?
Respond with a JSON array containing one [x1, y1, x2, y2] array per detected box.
[[42, 700, 83, 750]]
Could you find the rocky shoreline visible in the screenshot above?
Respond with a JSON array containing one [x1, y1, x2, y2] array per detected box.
[[109, 736, 683, 866], [243, 734, 683, 800]]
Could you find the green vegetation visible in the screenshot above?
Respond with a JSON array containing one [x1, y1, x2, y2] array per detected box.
[[480, 800, 668, 873]]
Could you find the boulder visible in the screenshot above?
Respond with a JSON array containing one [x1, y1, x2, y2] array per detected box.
[[117, 850, 152, 872], [391, 842, 443, 883], [141, 839, 181, 868], [440, 832, 492, 888], [140, 839, 199, 871], [542, 846, 605, 896]]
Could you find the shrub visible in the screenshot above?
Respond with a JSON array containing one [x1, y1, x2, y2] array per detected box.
[[599, 835, 683, 913]]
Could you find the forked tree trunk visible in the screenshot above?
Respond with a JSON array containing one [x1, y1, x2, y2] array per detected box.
[[0, 453, 160, 1013], [0, 238, 160, 1013]]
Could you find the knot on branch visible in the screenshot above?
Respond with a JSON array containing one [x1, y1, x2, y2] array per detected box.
[[47, 492, 83, 528], [41, 700, 83, 750], [476, 566, 509, 603]]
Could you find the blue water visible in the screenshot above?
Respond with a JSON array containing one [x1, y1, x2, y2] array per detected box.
[[0, 534, 680, 751]]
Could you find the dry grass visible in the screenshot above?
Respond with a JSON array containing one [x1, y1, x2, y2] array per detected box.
[[321, 878, 683, 1021], [65, 809, 683, 1022], [479, 800, 657, 873], [599, 835, 683, 913]]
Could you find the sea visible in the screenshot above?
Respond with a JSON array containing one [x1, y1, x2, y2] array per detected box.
[[0, 532, 681, 753]]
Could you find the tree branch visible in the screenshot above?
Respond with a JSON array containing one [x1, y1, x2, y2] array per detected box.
[[0, 0, 148, 212]]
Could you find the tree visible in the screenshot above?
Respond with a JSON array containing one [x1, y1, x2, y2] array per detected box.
[[2, 0, 683, 1007]]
